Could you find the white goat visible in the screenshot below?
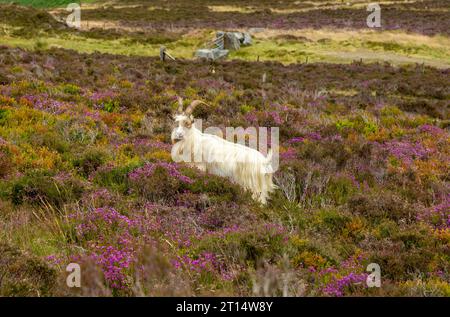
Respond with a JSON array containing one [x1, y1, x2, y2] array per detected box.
[[171, 98, 276, 204]]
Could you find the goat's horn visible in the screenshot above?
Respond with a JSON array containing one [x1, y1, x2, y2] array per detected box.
[[177, 97, 184, 113], [185, 100, 208, 115]]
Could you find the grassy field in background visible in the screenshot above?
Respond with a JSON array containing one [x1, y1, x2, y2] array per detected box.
[[0, 1, 448, 68], [1, 28, 449, 68], [0, 0, 94, 8]]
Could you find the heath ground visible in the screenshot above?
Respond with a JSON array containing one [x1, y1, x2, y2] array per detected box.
[[0, 0, 448, 296]]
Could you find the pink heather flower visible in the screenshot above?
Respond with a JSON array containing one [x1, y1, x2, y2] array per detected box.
[[205, 225, 241, 238], [85, 90, 118, 104], [129, 162, 193, 184], [21, 94, 73, 114], [245, 112, 258, 124], [90, 242, 135, 290], [417, 195, 450, 229], [45, 255, 62, 266], [134, 138, 171, 152], [280, 147, 296, 160], [306, 132, 322, 141], [88, 163, 115, 182], [172, 252, 234, 280], [83, 109, 102, 121], [288, 137, 305, 144], [325, 134, 343, 142], [419, 124, 445, 136], [322, 272, 368, 297], [82, 188, 114, 207], [72, 207, 138, 237], [269, 111, 283, 125], [384, 140, 433, 166]]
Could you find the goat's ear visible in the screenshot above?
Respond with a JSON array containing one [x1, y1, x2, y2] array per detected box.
[[189, 114, 194, 121]]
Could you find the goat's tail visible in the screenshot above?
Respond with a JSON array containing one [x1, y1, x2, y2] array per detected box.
[[265, 149, 273, 163], [262, 149, 274, 174], [265, 149, 278, 191]]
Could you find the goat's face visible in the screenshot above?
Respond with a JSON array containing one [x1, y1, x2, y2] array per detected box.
[[171, 99, 207, 144], [171, 113, 193, 144]]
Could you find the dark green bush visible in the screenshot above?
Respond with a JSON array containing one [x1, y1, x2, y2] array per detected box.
[[193, 226, 288, 269], [73, 148, 108, 177], [316, 208, 351, 234], [91, 163, 139, 194], [0, 147, 14, 178], [9, 169, 84, 207], [348, 191, 415, 223], [185, 170, 252, 204], [0, 242, 56, 296]]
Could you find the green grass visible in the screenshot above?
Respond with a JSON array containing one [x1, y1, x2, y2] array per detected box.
[[0, 0, 95, 8], [238, 29, 450, 68], [1, 28, 449, 68]]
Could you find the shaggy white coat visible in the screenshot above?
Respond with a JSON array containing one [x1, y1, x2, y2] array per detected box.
[[171, 114, 275, 204]]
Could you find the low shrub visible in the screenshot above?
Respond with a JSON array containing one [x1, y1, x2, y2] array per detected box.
[[0, 242, 56, 296], [9, 169, 84, 207], [73, 148, 109, 177]]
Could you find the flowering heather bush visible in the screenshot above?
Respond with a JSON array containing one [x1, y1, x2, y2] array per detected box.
[[7, 170, 85, 207], [293, 251, 371, 297], [128, 162, 193, 202], [82, 188, 115, 208], [133, 138, 172, 154], [72, 207, 138, 239], [280, 147, 297, 161], [129, 162, 193, 184], [419, 124, 446, 136], [19, 93, 75, 115], [70, 207, 141, 292], [322, 272, 368, 297], [384, 140, 433, 166], [90, 241, 135, 290], [172, 252, 232, 280], [85, 90, 120, 113], [418, 196, 450, 229]]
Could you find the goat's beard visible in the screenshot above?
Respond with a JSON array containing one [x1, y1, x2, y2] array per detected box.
[[171, 137, 183, 145]]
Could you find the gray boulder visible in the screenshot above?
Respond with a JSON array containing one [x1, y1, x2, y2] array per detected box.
[[242, 32, 252, 46], [217, 31, 252, 50], [224, 32, 241, 50], [195, 48, 229, 61]]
